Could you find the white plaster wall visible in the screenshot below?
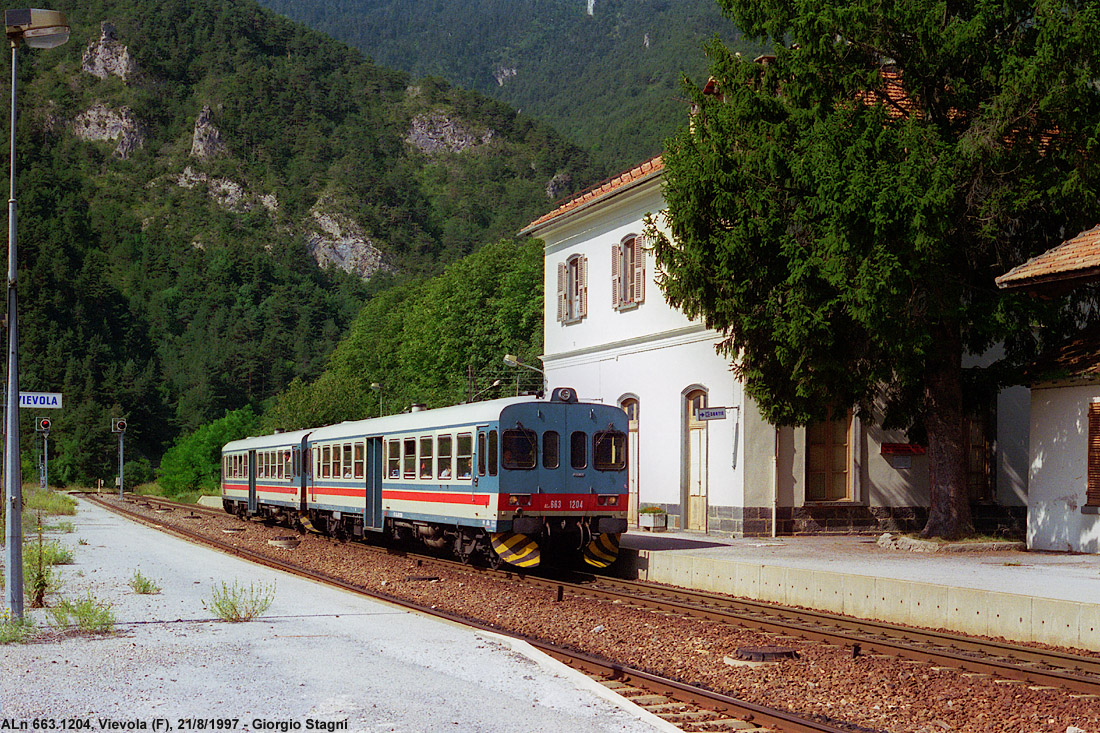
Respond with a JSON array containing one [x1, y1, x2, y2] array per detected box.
[[1027, 384, 1100, 553], [546, 332, 744, 515], [542, 181, 693, 359]]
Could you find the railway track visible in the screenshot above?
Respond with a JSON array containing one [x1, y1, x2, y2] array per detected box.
[[90, 492, 1100, 729], [87, 493, 849, 733], [116, 493, 1100, 695]]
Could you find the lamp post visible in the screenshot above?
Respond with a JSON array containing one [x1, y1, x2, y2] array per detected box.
[[370, 382, 383, 417], [502, 354, 546, 395], [3, 8, 69, 620], [470, 378, 502, 402]]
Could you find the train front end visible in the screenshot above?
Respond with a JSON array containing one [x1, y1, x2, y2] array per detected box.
[[491, 387, 629, 568]]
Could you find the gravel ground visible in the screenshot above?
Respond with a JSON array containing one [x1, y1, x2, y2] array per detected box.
[[2, 498, 675, 733], [18, 495, 1100, 733]]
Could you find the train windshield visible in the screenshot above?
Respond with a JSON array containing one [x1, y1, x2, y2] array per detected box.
[[594, 430, 627, 471], [502, 429, 537, 469]]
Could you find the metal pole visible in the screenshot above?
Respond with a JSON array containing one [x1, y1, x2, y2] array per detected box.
[[4, 41, 21, 619], [42, 431, 46, 489]]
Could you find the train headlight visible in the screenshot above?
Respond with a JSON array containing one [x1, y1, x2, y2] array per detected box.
[[597, 495, 619, 506], [508, 494, 532, 507]]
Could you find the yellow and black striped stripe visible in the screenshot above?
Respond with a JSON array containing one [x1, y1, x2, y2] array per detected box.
[[489, 532, 541, 568], [583, 532, 620, 568], [299, 512, 322, 534]]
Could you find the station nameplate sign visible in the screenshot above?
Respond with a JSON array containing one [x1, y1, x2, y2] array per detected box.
[[696, 407, 727, 421], [19, 391, 62, 409]]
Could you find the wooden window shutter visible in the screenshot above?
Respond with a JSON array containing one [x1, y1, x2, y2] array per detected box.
[[1088, 402, 1100, 507], [611, 244, 622, 308], [579, 255, 588, 318], [556, 261, 567, 322], [633, 237, 646, 304]]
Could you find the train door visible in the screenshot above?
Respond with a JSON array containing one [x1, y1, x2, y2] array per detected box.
[[365, 437, 383, 531], [247, 449, 257, 515], [476, 426, 497, 490]]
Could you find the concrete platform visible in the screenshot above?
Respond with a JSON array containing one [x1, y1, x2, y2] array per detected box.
[[620, 530, 1100, 652]]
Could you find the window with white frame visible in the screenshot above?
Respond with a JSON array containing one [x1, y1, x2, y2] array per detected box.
[[612, 234, 645, 309], [556, 254, 587, 323]]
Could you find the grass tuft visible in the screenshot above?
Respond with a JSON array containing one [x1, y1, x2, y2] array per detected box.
[[49, 594, 115, 633], [204, 580, 275, 622], [128, 570, 161, 595]]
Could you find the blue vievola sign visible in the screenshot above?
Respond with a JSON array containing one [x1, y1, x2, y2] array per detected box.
[[18, 392, 62, 409]]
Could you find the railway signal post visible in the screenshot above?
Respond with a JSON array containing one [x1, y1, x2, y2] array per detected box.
[[36, 416, 49, 488], [112, 417, 126, 498]]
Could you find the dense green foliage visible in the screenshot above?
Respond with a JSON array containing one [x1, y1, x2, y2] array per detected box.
[[9, 0, 596, 485], [654, 0, 1100, 537], [262, 237, 545, 431], [157, 406, 260, 496], [252, 0, 766, 170]]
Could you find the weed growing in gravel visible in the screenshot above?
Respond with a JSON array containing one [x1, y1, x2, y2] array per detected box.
[[24, 538, 73, 567], [77, 538, 88, 545], [128, 570, 161, 595], [0, 608, 34, 644], [49, 594, 115, 633], [24, 486, 76, 516], [204, 580, 275, 622], [46, 520, 75, 533]]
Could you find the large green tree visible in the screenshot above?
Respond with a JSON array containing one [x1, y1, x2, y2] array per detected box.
[[654, 0, 1100, 538]]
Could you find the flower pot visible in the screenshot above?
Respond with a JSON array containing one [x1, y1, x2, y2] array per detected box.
[[638, 512, 667, 531]]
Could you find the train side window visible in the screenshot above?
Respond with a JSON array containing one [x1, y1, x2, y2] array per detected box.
[[292, 448, 300, 478], [403, 438, 416, 479], [594, 430, 627, 470], [570, 431, 587, 469], [542, 432, 560, 469], [478, 433, 487, 476], [420, 437, 434, 479], [263, 452, 271, 478], [457, 433, 473, 479], [502, 429, 537, 469], [438, 435, 453, 479], [387, 440, 400, 479], [353, 442, 365, 479], [330, 444, 342, 478], [488, 430, 498, 476], [339, 443, 351, 478], [321, 446, 331, 478]]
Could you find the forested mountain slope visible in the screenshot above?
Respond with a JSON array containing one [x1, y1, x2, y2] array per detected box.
[[252, 0, 764, 169], [13, 0, 597, 483]]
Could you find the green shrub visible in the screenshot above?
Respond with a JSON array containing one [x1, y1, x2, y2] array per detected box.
[[204, 580, 275, 622], [0, 608, 34, 644]]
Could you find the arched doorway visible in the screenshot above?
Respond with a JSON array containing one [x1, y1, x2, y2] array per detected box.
[[685, 389, 708, 531]]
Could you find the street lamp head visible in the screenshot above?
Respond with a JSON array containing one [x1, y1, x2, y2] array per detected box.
[[503, 354, 519, 367], [5, 9, 69, 49], [370, 382, 382, 391]]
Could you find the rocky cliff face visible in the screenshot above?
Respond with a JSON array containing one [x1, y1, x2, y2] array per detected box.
[[306, 207, 391, 280], [81, 22, 136, 82], [71, 103, 145, 158], [406, 112, 493, 155], [190, 105, 227, 160]]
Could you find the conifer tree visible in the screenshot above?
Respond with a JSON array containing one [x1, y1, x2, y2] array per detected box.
[[654, 0, 1100, 538]]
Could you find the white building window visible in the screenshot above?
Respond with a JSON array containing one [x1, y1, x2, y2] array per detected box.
[[612, 235, 645, 309], [557, 254, 588, 323]]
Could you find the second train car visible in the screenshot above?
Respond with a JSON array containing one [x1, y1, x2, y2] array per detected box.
[[221, 387, 629, 568]]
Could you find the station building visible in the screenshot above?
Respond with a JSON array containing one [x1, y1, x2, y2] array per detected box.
[[522, 155, 1030, 537], [997, 226, 1100, 553]]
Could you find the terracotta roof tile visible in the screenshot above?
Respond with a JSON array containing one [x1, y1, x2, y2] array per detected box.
[[996, 225, 1100, 289], [1029, 322, 1100, 384], [522, 155, 664, 233]]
